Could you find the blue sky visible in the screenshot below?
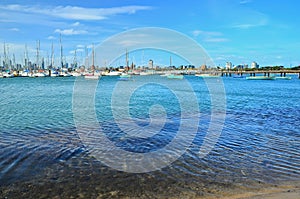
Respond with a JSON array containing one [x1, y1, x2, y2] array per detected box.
[[0, 0, 299, 68]]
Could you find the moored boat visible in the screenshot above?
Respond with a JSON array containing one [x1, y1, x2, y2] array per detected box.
[[70, 71, 82, 77], [84, 73, 100, 80], [167, 74, 184, 79], [120, 73, 131, 78], [19, 70, 30, 77], [140, 70, 155, 76], [2, 72, 14, 78], [1, 70, 14, 78], [195, 74, 221, 78], [50, 70, 59, 77], [59, 71, 71, 77], [105, 71, 122, 76], [275, 76, 292, 80], [34, 72, 47, 77], [118, 73, 132, 81], [246, 76, 276, 80]]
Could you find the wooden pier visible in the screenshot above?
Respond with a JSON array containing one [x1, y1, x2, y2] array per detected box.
[[220, 70, 300, 79]]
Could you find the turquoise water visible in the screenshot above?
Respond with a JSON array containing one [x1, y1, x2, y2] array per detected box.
[[0, 75, 299, 198]]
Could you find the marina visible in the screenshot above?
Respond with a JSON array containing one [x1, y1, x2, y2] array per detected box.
[[1, 69, 300, 79]]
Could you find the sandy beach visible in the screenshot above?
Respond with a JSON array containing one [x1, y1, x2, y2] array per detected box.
[[217, 186, 300, 199], [243, 190, 300, 199]]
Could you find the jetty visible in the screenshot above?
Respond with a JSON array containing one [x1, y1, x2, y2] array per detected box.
[[220, 70, 300, 78]]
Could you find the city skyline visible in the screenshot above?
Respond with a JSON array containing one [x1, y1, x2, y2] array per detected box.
[[0, 0, 299, 68]]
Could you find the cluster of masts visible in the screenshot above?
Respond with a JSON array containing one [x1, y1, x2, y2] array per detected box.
[[0, 35, 82, 73]]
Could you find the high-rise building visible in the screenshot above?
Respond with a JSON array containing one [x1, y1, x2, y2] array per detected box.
[[148, 59, 153, 69], [251, 61, 259, 69], [225, 62, 232, 70]]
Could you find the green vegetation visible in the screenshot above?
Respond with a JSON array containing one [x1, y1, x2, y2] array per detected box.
[[291, 66, 300, 70], [259, 66, 284, 70]]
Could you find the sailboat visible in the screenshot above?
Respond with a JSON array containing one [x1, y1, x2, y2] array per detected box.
[[31, 40, 47, 77], [85, 44, 99, 80], [118, 49, 133, 81]]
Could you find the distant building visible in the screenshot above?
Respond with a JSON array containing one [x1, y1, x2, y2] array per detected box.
[[200, 64, 207, 71], [251, 61, 259, 69], [225, 62, 232, 70], [235, 65, 244, 70], [148, 59, 153, 69]]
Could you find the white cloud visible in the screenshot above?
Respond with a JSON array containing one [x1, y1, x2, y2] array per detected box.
[[69, 48, 85, 54], [47, 36, 56, 40], [232, 11, 268, 29], [204, 38, 229, 43], [72, 22, 80, 26], [233, 21, 267, 29], [54, 28, 88, 35], [192, 30, 222, 37], [240, 0, 252, 4], [192, 30, 203, 37], [76, 48, 85, 52], [192, 29, 228, 43], [76, 44, 85, 48], [9, 28, 19, 31], [0, 4, 153, 21]]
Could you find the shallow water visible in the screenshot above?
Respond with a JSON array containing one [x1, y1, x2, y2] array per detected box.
[[0, 75, 299, 198]]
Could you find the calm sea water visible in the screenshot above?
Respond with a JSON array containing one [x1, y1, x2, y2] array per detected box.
[[0, 75, 299, 198]]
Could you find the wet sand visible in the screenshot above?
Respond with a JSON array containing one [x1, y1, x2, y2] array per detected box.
[[202, 186, 300, 199], [244, 190, 300, 199]]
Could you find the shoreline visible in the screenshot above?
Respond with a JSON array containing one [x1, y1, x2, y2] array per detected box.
[[200, 185, 300, 199]]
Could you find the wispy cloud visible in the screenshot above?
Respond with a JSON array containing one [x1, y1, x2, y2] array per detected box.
[[72, 22, 81, 26], [0, 4, 153, 21], [76, 44, 85, 48], [54, 28, 88, 35], [204, 38, 229, 43], [232, 10, 268, 29], [233, 17, 268, 29], [192, 29, 228, 42], [76, 48, 85, 52], [9, 28, 20, 32], [192, 30, 222, 37], [239, 0, 252, 4], [192, 30, 202, 37], [47, 36, 56, 40]]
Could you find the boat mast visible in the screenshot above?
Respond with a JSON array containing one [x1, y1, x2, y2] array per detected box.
[[60, 34, 63, 68], [142, 50, 144, 67], [7, 44, 11, 70], [126, 48, 129, 69], [12, 53, 15, 70], [92, 44, 95, 74], [51, 42, 54, 69], [3, 42, 7, 69], [85, 45, 89, 69], [24, 44, 29, 69], [73, 49, 77, 69], [36, 40, 40, 70]]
